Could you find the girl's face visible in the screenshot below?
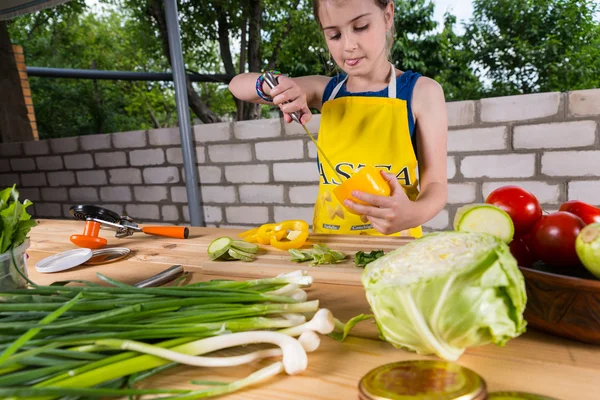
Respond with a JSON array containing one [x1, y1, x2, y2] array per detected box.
[[318, 0, 394, 76]]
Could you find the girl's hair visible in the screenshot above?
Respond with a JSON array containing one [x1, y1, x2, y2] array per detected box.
[[312, 0, 396, 58]]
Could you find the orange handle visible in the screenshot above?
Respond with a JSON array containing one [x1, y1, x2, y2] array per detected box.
[[70, 221, 108, 249], [142, 226, 189, 239]]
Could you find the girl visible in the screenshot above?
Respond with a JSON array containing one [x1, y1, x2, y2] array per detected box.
[[229, 0, 448, 238]]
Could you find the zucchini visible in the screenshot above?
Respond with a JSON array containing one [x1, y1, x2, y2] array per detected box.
[[231, 240, 259, 254], [454, 204, 514, 243], [227, 247, 255, 262], [207, 237, 259, 261], [207, 237, 233, 260]]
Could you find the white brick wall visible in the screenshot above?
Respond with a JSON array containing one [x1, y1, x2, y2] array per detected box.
[[568, 181, 600, 205], [143, 167, 179, 184], [284, 114, 321, 136], [76, 170, 107, 186], [194, 122, 231, 143], [234, 118, 281, 139], [568, 89, 600, 117], [4, 88, 600, 228], [130, 149, 165, 166], [481, 92, 561, 122], [448, 127, 507, 152], [96, 152, 127, 168], [109, 168, 142, 185], [423, 209, 449, 230], [239, 185, 284, 203], [542, 151, 600, 177], [461, 154, 535, 178], [513, 121, 596, 149], [36, 156, 63, 171], [225, 165, 269, 183], [255, 140, 304, 161], [226, 206, 269, 224], [446, 101, 475, 127], [273, 162, 318, 182], [288, 185, 319, 204], [447, 183, 477, 204], [201, 186, 236, 203], [49, 137, 79, 153], [208, 144, 252, 163], [64, 154, 93, 170], [274, 206, 314, 224]]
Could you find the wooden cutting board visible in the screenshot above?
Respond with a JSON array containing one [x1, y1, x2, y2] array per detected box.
[[29, 219, 414, 286]]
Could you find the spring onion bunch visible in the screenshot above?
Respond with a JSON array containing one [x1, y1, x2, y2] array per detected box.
[[0, 270, 348, 399]]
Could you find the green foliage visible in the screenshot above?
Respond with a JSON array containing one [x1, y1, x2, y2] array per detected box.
[[7, 0, 600, 134], [463, 0, 600, 96]]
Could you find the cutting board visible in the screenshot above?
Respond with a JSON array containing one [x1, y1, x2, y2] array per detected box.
[[29, 220, 414, 286]]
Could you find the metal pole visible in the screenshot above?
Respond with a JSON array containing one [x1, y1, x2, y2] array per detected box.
[[164, 0, 204, 226]]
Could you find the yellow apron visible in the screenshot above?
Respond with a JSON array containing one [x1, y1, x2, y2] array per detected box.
[[313, 64, 422, 238]]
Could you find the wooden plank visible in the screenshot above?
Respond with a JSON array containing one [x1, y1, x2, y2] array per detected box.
[[27, 220, 412, 285]]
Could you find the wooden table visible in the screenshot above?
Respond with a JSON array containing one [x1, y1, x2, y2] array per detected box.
[[23, 219, 600, 399]]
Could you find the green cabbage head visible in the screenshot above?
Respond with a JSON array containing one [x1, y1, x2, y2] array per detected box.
[[361, 231, 527, 360]]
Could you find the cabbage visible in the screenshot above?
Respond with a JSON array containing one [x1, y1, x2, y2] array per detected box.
[[361, 231, 527, 360]]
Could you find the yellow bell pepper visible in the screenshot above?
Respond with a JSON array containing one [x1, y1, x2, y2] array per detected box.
[[269, 220, 309, 250], [333, 164, 391, 215], [256, 223, 286, 245]]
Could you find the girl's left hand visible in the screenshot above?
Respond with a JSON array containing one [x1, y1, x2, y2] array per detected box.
[[343, 171, 418, 235]]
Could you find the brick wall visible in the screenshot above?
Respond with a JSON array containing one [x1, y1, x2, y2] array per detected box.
[[0, 88, 599, 231], [12, 45, 38, 140]]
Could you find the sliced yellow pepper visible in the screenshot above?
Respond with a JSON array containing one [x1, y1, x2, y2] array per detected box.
[[269, 220, 309, 250], [333, 164, 391, 215], [256, 223, 286, 245], [238, 227, 259, 239]]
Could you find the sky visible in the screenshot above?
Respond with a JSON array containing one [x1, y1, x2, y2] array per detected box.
[[432, 0, 474, 32]]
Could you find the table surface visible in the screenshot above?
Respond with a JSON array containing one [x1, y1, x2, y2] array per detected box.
[[22, 219, 600, 400]]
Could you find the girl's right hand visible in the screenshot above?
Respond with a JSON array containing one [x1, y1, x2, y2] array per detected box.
[[268, 76, 312, 124]]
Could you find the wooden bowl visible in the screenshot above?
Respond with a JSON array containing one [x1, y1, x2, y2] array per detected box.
[[518, 264, 600, 345]]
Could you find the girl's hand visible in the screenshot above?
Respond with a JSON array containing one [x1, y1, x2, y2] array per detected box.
[[268, 76, 312, 124], [343, 171, 419, 235]]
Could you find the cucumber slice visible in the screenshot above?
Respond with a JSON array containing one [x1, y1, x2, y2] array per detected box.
[[207, 237, 233, 260], [454, 204, 515, 243], [231, 240, 259, 254], [227, 247, 255, 262]]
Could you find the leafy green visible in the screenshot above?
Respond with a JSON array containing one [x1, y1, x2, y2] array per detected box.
[[0, 185, 36, 254], [361, 231, 527, 361], [289, 244, 346, 266], [354, 250, 386, 268]]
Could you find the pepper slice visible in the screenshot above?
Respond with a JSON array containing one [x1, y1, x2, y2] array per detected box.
[[333, 164, 391, 215], [269, 220, 309, 250], [256, 223, 286, 245]]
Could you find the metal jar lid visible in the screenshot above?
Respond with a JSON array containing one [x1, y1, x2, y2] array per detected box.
[[358, 360, 487, 400]]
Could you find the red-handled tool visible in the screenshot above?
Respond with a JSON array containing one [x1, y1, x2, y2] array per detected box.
[[69, 205, 189, 249]]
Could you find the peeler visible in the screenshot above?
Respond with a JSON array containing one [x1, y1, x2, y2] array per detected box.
[[69, 205, 189, 249]]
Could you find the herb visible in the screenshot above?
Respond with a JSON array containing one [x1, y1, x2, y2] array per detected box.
[[289, 244, 346, 266], [354, 250, 386, 268], [0, 185, 36, 254]]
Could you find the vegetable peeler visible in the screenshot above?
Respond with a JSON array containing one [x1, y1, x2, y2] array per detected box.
[[69, 205, 189, 249]]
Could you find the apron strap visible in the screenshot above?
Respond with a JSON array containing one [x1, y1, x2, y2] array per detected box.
[[327, 63, 397, 101]]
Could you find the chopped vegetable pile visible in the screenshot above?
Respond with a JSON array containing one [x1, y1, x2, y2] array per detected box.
[[354, 250, 386, 268], [289, 244, 346, 266]]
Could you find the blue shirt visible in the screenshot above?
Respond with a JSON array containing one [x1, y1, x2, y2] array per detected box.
[[322, 70, 422, 139]]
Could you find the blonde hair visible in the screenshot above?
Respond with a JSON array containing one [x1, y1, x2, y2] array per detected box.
[[312, 0, 396, 59]]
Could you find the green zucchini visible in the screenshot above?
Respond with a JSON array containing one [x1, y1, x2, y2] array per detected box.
[[207, 237, 259, 261], [454, 203, 514, 243], [207, 237, 233, 260]]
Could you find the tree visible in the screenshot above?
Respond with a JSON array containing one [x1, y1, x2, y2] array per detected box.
[[463, 0, 600, 96]]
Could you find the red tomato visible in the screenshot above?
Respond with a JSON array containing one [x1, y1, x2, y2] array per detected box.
[[509, 236, 536, 268], [485, 186, 542, 236], [529, 211, 585, 268], [558, 200, 600, 225]]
